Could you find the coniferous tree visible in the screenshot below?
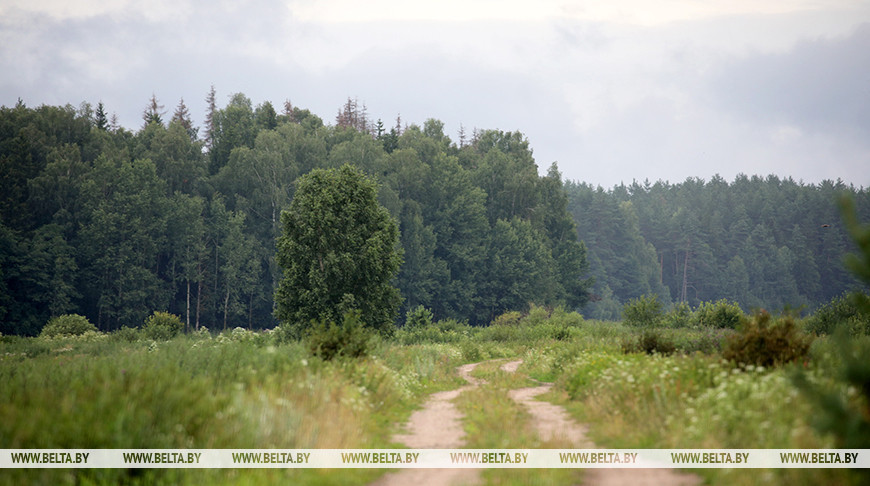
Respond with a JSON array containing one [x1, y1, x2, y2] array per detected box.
[[94, 101, 108, 131], [142, 94, 165, 128]]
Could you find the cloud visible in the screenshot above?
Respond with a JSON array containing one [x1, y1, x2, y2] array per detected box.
[[710, 23, 870, 137]]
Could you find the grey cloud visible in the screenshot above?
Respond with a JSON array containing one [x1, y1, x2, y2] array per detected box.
[[710, 23, 870, 136]]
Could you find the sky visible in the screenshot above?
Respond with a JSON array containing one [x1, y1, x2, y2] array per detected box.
[[1, 0, 869, 188]]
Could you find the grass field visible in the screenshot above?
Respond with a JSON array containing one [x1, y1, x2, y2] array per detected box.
[[1, 310, 866, 485]]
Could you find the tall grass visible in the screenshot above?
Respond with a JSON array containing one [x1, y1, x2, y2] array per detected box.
[[539, 334, 863, 485], [0, 329, 465, 485]]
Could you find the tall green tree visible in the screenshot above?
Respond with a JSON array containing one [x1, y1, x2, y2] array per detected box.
[[78, 156, 170, 330], [274, 165, 403, 336]]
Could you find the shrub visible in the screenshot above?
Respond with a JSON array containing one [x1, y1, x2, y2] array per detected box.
[[143, 312, 184, 341], [694, 299, 744, 329], [306, 311, 371, 360], [804, 292, 870, 336], [405, 305, 434, 329], [217, 327, 266, 345], [663, 302, 693, 328], [459, 340, 482, 361], [722, 311, 813, 368], [394, 318, 472, 345], [272, 324, 295, 344], [39, 314, 98, 338], [523, 304, 552, 327], [622, 294, 664, 328], [622, 329, 676, 356], [111, 326, 140, 343], [491, 311, 522, 327], [546, 323, 573, 341], [548, 307, 585, 328], [671, 328, 732, 354]]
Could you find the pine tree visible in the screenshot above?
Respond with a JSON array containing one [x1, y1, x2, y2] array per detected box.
[[204, 85, 217, 152], [94, 101, 108, 131], [171, 98, 197, 140], [142, 94, 165, 128]]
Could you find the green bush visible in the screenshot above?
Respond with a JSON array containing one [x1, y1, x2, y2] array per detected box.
[[548, 307, 585, 328], [143, 312, 184, 341], [39, 314, 98, 338], [804, 292, 870, 336], [111, 326, 140, 343], [622, 329, 676, 355], [723, 311, 813, 368], [405, 305, 434, 329], [394, 318, 472, 345], [694, 299, 744, 329], [306, 311, 371, 360], [671, 328, 732, 354], [663, 302, 693, 328], [523, 304, 552, 327], [491, 311, 522, 327], [459, 340, 482, 361], [622, 294, 664, 328], [271, 324, 296, 344]]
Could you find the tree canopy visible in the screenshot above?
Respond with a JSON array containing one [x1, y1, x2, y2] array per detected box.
[[2, 91, 864, 335], [0, 92, 594, 335], [274, 165, 402, 336]]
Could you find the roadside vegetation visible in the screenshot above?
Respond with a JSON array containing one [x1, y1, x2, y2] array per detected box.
[[3, 290, 869, 485]]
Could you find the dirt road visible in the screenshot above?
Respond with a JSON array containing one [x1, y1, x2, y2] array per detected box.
[[502, 360, 700, 486], [370, 363, 485, 486], [371, 359, 700, 486]]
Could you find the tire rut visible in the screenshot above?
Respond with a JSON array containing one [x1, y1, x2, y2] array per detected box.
[[370, 362, 485, 486], [501, 360, 701, 486]]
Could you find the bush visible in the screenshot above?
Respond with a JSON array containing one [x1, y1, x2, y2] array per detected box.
[[111, 326, 140, 343], [394, 318, 471, 345], [671, 328, 732, 354], [622, 294, 664, 328], [405, 305, 434, 329], [548, 307, 585, 328], [143, 312, 184, 341], [306, 311, 371, 360], [694, 299, 744, 329], [804, 292, 870, 336], [722, 311, 813, 368], [39, 314, 98, 338], [491, 311, 522, 327], [622, 329, 676, 356], [663, 302, 693, 328], [523, 304, 552, 327]]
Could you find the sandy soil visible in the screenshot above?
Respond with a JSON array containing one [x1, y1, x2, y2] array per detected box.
[[501, 360, 701, 486], [371, 359, 700, 486], [369, 362, 485, 486]]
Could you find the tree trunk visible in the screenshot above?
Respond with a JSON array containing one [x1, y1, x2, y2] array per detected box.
[[681, 249, 690, 303], [186, 278, 191, 332], [195, 271, 201, 331], [223, 288, 230, 330]]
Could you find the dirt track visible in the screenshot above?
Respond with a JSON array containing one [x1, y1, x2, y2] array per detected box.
[[370, 363, 485, 486], [371, 359, 700, 486], [501, 360, 700, 486]]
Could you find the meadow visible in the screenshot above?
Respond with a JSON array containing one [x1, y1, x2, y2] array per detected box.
[[1, 306, 867, 486]]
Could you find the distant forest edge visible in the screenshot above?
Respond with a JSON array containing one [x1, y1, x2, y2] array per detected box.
[[567, 177, 868, 319], [1, 93, 868, 335]]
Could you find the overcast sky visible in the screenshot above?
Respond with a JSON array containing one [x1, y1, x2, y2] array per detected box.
[[2, 0, 868, 188]]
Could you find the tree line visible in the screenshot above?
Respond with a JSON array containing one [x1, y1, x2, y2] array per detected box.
[[566, 177, 869, 319], [0, 92, 590, 335]]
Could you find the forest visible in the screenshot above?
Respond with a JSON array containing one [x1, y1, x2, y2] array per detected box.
[[1, 92, 868, 336], [567, 177, 869, 319]]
